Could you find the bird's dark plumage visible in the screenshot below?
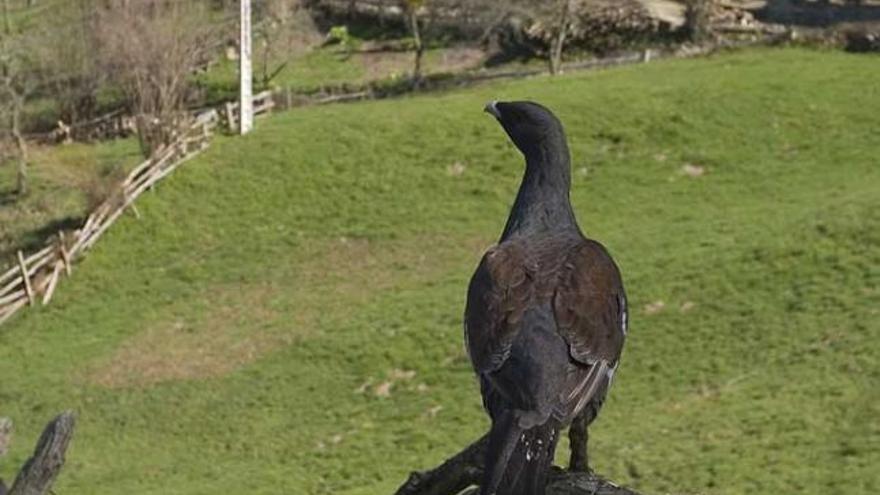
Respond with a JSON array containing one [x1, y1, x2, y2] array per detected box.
[[466, 101, 627, 495]]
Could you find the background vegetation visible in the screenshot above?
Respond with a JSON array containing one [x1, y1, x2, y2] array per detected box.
[[0, 47, 877, 494]]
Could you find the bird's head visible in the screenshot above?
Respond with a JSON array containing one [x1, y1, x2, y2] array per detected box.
[[484, 100, 567, 159]]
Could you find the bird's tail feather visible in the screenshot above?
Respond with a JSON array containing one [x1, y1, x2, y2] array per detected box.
[[482, 412, 559, 495]]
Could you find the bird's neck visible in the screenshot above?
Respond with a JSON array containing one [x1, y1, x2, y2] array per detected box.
[[500, 143, 578, 241]]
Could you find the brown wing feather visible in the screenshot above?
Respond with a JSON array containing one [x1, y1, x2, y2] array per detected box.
[[466, 237, 626, 422], [465, 242, 537, 373], [553, 239, 626, 367]]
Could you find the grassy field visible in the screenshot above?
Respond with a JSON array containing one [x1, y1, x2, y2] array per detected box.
[[0, 47, 878, 495]]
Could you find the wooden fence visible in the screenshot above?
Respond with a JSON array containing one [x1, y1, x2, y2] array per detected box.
[[0, 93, 274, 327], [0, 121, 212, 325], [0, 38, 774, 328], [219, 90, 275, 131]]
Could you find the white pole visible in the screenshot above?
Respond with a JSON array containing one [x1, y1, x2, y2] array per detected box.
[[239, 0, 253, 135]]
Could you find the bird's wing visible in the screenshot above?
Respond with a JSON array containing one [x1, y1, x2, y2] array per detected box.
[[552, 239, 627, 410], [464, 242, 537, 374], [465, 238, 627, 419]]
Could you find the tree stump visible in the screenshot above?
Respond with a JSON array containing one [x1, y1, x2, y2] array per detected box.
[[394, 434, 643, 495], [8, 411, 75, 495]]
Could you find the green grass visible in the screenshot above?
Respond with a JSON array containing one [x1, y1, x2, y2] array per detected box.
[[1, 47, 878, 495], [197, 45, 480, 103], [0, 138, 143, 262]]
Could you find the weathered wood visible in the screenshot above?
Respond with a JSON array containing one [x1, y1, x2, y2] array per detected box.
[[124, 147, 198, 203], [121, 156, 155, 187], [0, 248, 56, 300], [254, 97, 275, 114], [71, 204, 115, 255], [395, 435, 487, 495], [79, 202, 113, 239], [23, 252, 54, 279], [225, 102, 236, 131], [0, 264, 20, 287], [316, 91, 371, 105], [16, 252, 34, 306], [134, 146, 205, 192], [128, 202, 141, 219], [9, 411, 75, 495], [394, 434, 643, 495], [0, 298, 27, 326], [0, 289, 26, 306], [81, 210, 125, 252], [0, 84, 235, 327], [201, 123, 210, 149], [193, 108, 219, 128], [542, 469, 643, 495], [41, 262, 63, 305], [22, 246, 53, 268], [58, 232, 71, 277], [0, 272, 24, 300]]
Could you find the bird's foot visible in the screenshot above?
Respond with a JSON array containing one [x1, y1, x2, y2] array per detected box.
[[568, 458, 592, 475]]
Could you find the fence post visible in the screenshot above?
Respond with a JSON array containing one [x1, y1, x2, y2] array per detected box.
[[57, 231, 71, 276], [201, 123, 210, 149], [224, 102, 236, 132], [123, 190, 140, 219], [16, 251, 34, 306]]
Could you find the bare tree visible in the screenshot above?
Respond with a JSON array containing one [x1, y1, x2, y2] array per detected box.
[[0, 0, 38, 195], [548, 0, 575, 75], [37, 0, 105, 128], [402, 0, 426, 86], [95, 0, 219, 157], [491, 0, 578, 75], [253, 0, 319, 89]]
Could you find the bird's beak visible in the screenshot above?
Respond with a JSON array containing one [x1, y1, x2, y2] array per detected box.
[[484, 100, 501, 119]]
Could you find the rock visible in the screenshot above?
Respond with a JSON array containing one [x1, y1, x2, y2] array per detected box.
[[682, 163, 706, 177]]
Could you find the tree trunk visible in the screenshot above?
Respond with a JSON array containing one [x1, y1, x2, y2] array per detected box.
[[260, 38, 270, 88], [2, 0, 10, 35], [134, 114, 152, 158], [8, 412, 76, 495], [549, 0, 572, 75], [684, 0, 713, 42], [409, 7, 424, 87], [11, 103, 27, 196]]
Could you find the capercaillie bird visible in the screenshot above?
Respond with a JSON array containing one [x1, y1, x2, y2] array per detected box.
[[465, 101, 627, 495]]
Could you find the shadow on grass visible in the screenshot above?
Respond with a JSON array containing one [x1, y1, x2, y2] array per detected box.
[[1, 215, 83, 263]]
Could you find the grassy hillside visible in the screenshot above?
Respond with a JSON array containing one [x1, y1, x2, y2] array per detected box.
[[0, 48, 878, 495], [0, 139, 143, 261]]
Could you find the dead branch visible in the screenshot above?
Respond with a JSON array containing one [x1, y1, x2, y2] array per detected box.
[[395, 435, 488, 495], [8, 411, 76, 495], [394, 434, 643, 495]]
